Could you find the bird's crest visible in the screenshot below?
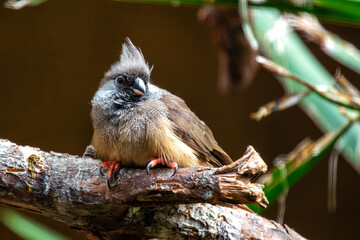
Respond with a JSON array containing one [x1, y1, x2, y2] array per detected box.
[[105, 38, 151, 78]]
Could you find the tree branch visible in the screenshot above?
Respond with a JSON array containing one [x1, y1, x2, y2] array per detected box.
[[0, 139, 304, 239]]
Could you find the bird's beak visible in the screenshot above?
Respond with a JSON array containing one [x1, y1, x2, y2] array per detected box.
[[133, 77, 147, 96]]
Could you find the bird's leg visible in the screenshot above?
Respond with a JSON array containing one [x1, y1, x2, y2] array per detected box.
[[99, 161, 121, 189], [146, 158, 178, 176]]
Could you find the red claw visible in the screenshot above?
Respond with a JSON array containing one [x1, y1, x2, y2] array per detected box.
[[99, 161, 121, 189], [167, 161, 178, 176], [146, 158, 178, 176]]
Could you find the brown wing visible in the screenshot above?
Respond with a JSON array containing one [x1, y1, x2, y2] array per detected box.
[[160, 93, 232, 167]]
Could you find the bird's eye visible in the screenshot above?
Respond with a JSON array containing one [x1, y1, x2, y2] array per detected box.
[[115, 75, 126, 85]]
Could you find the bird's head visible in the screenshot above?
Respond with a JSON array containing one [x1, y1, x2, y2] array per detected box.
[[100, 38, 152, 100]]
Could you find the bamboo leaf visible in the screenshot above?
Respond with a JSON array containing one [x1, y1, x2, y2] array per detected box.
[[257, 56, 360, 111], [249, 119, 354, 213], [0, 209, 70, 240], [286, 14, 360, 74], [251, 7, 360, 174], [249, 0, 360, 25], [113, 0, 360, 26]]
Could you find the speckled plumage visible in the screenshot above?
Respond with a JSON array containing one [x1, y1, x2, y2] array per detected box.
[[89, 38, 232, 168]]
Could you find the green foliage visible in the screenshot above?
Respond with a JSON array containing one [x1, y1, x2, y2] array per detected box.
[[252, 7, 360, 175], [0, 209, 70, 240], [115, 0, 360, 25], [249, 120, 354, 213], [250, 0, 360, 25]]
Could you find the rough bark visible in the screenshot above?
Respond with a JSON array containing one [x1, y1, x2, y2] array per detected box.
[[0, 139, 305, 239]]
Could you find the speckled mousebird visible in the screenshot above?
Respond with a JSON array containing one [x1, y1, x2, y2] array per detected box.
[[83, 38, 232, 188]]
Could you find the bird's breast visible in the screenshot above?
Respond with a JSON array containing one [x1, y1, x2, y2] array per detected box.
[[91, 97, 206, 168]]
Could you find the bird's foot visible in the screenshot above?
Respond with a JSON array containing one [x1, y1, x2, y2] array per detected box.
[[99, 161, 121, 189], [146, 158, 178, 176]]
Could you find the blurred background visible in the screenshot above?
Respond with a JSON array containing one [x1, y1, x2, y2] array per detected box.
[[0, 0, 359, 239]]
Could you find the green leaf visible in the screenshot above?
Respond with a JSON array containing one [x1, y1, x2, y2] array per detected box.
[[249, 120, 353, 213], [0, 209, 70, 240], [287, 14, 360, 74], [251, 7, 360, 175], [112, 0, 360, 26], [249, 0, 360, 25], [321, 32, 360, 74]]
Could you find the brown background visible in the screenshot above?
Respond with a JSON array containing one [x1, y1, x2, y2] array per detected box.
[[0, 0, 359, 239]]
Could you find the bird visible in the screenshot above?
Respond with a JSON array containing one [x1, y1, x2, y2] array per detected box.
[[83, 38, 232, 188]]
